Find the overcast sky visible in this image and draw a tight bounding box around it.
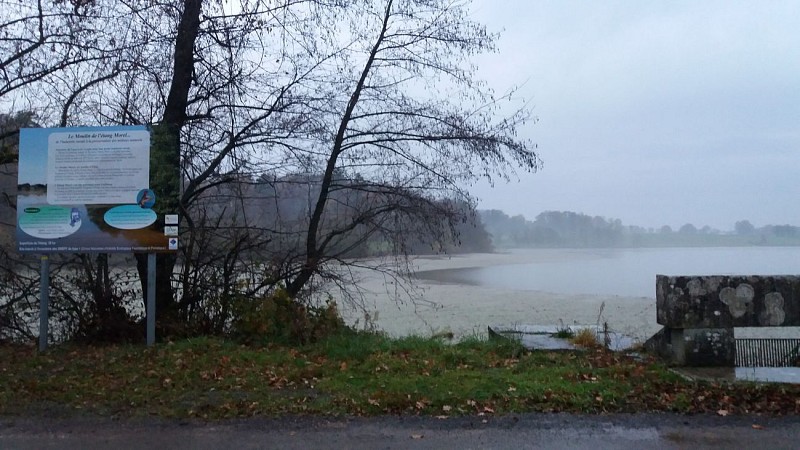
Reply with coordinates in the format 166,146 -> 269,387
466,0 -> 799,231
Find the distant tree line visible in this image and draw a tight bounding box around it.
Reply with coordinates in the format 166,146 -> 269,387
480,210 -> 624,247
479,210 -> 800,248
187,171 -> 493,263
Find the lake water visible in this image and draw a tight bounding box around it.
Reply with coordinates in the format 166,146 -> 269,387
411,247 -> 800,382
416,247 -> 800,298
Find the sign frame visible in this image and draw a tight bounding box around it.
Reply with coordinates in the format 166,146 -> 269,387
16,126 -> 177,253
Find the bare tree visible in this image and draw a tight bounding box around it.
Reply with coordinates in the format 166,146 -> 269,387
0,0 -> 83,99
283,0 -> 539,297
1,0 -> 539,340
1,0 -> 314,336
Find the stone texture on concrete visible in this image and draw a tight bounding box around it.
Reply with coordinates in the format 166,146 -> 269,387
676,328 -> 736,366
645,326 -> 736,367
656,275 -> 800,328
650,275 -> 800,367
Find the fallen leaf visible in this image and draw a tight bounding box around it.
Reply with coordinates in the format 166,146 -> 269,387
411,434 -> 424,439
717,409 -> 729,417
442,405 -> 452,412
752,424 -> 764,430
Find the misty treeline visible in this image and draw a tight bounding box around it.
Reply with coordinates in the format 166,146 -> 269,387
480,210 -> 800,248
0,0 -> 538,343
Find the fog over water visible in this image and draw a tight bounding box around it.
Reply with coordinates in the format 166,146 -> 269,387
416,247 -> 800,298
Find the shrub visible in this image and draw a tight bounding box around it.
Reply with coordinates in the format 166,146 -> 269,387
229,289 -> 345,345
570,328 -> 601,349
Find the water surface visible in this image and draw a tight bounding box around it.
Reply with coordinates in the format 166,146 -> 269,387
417,247 -> 800,298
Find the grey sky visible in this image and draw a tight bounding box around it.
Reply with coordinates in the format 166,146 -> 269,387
468,0 -> 800,230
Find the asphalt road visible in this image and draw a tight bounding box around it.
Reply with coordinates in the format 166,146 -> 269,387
2,413 -> 800,449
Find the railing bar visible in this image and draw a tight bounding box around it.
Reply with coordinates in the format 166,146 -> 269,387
773,340 -> 779,366
783,340 -> 790,366
766,341 -> 771,366
735,340 -> 741,366
772,341 -> 779,367
758,341 -> 764,367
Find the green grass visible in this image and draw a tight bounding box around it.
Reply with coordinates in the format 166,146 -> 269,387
2,333 -> 799,419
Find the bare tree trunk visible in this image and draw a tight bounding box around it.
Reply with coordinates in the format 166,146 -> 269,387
136,0 -> 202,325
286,0 -> 394,298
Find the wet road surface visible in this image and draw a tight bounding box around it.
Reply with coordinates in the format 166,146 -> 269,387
2,413 -> 800,449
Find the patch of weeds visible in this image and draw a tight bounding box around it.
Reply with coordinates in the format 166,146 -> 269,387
670,392 -> 692,411
553,320 -> 574,339
313,329 -> 389,362
570,328 -> 601,349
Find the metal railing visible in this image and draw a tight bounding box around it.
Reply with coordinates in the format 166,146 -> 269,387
735,338 -> 800,367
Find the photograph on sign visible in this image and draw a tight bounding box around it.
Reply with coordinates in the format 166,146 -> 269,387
16,126 -> 176,253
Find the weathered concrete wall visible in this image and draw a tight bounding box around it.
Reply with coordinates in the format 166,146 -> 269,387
649,275 -> 800,367
657,275 -> 800,328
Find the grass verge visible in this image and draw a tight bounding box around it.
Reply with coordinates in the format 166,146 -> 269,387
2,332 -> 799,419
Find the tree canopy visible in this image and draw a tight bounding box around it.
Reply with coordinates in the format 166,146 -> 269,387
0,0 -> 538,342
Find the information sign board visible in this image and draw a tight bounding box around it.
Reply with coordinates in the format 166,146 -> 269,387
17,126 -> 177,253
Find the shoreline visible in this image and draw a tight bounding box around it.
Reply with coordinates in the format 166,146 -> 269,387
340,250 -> 661,342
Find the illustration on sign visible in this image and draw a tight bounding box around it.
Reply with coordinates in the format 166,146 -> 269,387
16,126 -> 176,253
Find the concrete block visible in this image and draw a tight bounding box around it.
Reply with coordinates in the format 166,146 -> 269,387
656,275 -> 800,328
